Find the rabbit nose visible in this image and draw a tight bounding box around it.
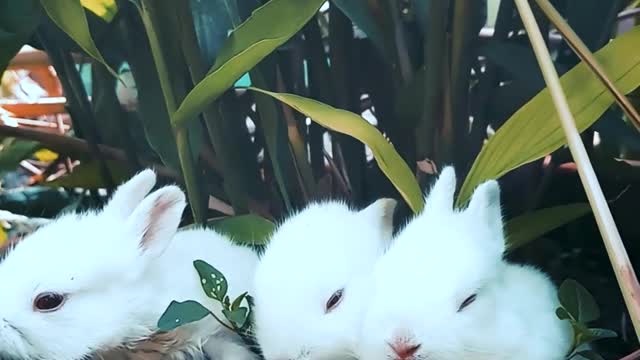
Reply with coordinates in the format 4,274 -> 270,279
389,341 -> 421,359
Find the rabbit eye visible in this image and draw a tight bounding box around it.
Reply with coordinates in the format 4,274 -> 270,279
457,293 -> 477,312
34,292 -> 66,312
325,288 -> 344,313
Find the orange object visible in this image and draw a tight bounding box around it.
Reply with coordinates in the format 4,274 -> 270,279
0,97 -> 67,117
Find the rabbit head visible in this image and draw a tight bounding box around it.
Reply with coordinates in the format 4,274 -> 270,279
359,167 -> 510,360
0,169 -> 187,360
252,198 -> 397,360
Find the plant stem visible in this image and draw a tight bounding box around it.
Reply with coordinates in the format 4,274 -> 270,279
514,0 -> 640,343
535,0 -> 640,132
418,0 -> 449,162
138,0 -> 207,223
620,349 -> 640,360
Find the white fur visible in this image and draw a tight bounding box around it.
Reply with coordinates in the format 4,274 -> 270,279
359,167 -> 573,360
252,198 -> 396,360
0,169 -> 259,360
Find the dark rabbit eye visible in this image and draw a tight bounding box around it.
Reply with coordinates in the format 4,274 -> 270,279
325,288 -> 344,313
457,294 -> 477,312
34,292 -> 66,312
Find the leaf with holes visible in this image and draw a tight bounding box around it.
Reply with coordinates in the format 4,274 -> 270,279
157,300 -> 210,331
222,307 -> 249,329
558,279 -> 600,324
194,259 -> 228,302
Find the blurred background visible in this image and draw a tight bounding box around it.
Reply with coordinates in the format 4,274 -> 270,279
1,0 -> 640,357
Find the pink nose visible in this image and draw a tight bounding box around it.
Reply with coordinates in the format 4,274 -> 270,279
389,342 -> 421,359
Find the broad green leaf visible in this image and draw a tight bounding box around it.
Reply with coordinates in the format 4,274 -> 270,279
40,0 -> 117,77
208,214 -> 275,246
171,0 -> 325,128
0,0 -> 41,74
457,25 -> 640,206
44,161 -> 132,189
222,307 -> 249,329
194,259 -> 228,302
247,88 -> 424,213
559,279 -> 600,324
157,300 -> 210,331
80,0 -> 118,22
504,203 -> 592,251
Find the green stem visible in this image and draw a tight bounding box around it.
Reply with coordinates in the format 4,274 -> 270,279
137,0 -> 206,223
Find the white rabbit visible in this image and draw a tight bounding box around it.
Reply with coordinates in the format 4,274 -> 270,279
252,198 -> 397,360
0,169 -> 259,360
359,166 -> 573,360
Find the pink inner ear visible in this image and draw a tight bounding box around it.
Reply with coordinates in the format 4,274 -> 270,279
140,196 -> 182,249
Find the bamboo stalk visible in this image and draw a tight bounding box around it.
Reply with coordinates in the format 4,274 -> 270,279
514,0 -> 640,342
535,0 -> 640,132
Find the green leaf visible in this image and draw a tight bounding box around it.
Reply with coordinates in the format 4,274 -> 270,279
585,328 -> 617,342
193,259 -> 228,302
0,139 -> 42,173
574,350 -> 606,360
247,88 -> 424,214
171,0 -> 325,128
457,25 -> 640,206
80,0 -> 118,22
157,300 -> 210,332
231,292 -> 249,311
555,307 -> 571,320
207,214 -> 275,246
44,161 -> 132,189
558,279 -> 600,323
40,0 -> 117,77
332,0 -> 389,61
222,307 -> 249,329
504,203 -> 592,251
0,0 -> 41,74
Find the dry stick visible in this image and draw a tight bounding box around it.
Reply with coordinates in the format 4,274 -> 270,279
0,123 -> 180,181
535,0 -> 640,132
513,0 -> 640,342
621,349 -> 640,360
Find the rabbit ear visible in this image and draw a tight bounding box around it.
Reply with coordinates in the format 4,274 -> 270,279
466,180 -> 505,250
127,185 -> 186,259
424,166 -> 456,214
362,198 -> 397,232
103,169 -> 157,218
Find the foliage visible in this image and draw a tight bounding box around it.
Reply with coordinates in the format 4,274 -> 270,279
158,260 -> 253,335
2,0 -> 640,358
556,279 -> 618,358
